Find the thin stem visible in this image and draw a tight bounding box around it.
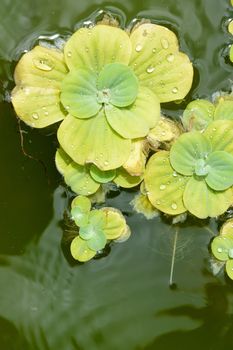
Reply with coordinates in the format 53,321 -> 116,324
169,227 -> 179,287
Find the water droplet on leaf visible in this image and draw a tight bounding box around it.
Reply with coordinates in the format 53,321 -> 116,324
135,44 -> 142,52
32,113 -> 39,120
33,58 -> 54,71
146,65 -> 155,73
160,184 -> 166,190
161,38 -> 169,49
171,203 -> 177,210
172,87 -> 178,94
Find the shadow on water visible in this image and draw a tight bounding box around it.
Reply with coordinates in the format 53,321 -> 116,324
143,282 -> 233,349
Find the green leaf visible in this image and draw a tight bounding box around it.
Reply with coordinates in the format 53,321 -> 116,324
226,259 -> 233,280
114,167 -> 143,188
87,229 -> 107,251
89,164 -> 116,184
58,110 -> 131,171
12,46 -> 67,128
220,219 -> 233,236
64,25 -> 132,72
71,195 -> 91,227
101,207 -> 127,240
144,151 -> 188,215
214,99 -> 233,121
211,235 -> 233,261
105,87 -> 160,139
64,162 -> 100,196
170,132 -> 212,176
88,210 -> 105,228
55,148 -> 72,175
70,236 -> 96,262
97,63 -> 139,107
230,45 -> 233,63
205,151 -> 233,191
182,99 -> 214,131
129,23 -> 193,103
204,120 -> 233,155
60,68 -> 101,119
71,207 -> 89,227
183,176 -> 233,219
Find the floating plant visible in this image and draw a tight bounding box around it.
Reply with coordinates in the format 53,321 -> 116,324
10,10 -> 233,282
70,195 -> 130,262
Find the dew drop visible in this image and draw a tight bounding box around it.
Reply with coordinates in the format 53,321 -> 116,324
166,53 -> 175,62
33,58 -> 54,71
44,111 -> 49,116
171,203 -> 177,210
32,113 -> 39,120
104,160 -> 109,166
172,87 -> 178,94
160,184 -> 166,190
217,247 -> 223,253
146,65 -> 155,73
161,131 -> 166,136
135,44 -> 142,52
67,51 -> 72,57
152,48 -> 156,53
156,200 -> 161,205
173,172 -> 178,177
161,38 -> 169,49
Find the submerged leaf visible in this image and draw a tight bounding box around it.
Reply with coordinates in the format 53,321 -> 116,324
71,195 -> 92,227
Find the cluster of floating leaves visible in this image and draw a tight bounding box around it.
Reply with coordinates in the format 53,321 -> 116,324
10,10 -> 233,276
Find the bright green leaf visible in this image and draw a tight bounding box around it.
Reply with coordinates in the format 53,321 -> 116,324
61,68 -> 101,119
114,167 -> 143,188
205,151 -> 233,191
105,87 -> 160,139
64,162 -> 100,196
71,195 -> 91,227
71,207 -> 89,227
86,228 -> 107,251
170,132 -> 212,176
97,63 -> 139,107
89,164 -> 116,184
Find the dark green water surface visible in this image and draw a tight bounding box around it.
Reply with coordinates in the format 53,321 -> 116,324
0,0 -> 233,349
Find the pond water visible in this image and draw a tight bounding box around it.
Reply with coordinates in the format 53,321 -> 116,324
0,0 -> 233,349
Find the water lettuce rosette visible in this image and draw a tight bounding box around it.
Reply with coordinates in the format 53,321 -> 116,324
12,22 -> 193,171
70,195 -> 130,262
182,95 -> 233,132
144,120 -> 233,219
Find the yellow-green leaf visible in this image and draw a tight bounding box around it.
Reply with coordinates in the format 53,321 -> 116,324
183,176 -> 232,219
204,120 -> 233,156
101,207 -> 127,240
144,151 -> 188,215
64,25 -> 132,72
114,167 -> 143,188
129,23 -> 193,102
12,45 -> 68,128
58,110 -> 131,171
70,236 -> 96,262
